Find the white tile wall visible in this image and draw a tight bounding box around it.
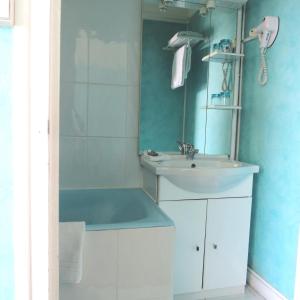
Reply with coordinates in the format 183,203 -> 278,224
60,231 -> 118,300
60,137 -> 88,188
60,227 -> 174,300
61,28 -> 89,82
117,227 -> 174,300
60,83 -> 88,136
88,85 -> 128,137
124,138 -> 142,187
126,86 -> 140,138
60,0 -> 142,189
89,38 -> 128,85
87,137 -> 126,187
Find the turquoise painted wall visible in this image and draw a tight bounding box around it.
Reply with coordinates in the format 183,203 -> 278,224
240,1 -> 300,298
140,20 -> 186,152
186,8 -> 237,155
0,28 -> 14,300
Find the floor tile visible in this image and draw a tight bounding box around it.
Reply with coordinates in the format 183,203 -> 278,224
208,286 -> 265,300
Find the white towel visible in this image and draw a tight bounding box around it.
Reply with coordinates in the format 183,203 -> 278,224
59,222 -> 85,284
171,44 -> 192,90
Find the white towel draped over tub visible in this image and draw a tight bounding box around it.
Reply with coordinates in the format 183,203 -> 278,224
59,222 -> 85,284
171,44 -> 192,90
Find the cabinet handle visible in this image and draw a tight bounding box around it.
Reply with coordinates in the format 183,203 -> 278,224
196,246 -> 200,251
213,244 -> 218,250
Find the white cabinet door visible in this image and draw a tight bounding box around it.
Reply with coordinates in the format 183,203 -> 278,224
203,197 -> 252,290
160,200 -> 207,295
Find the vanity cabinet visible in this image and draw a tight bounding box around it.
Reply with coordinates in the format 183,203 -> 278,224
141,154 -> 258,299
203,197 -> 251,291
160,197 -> 251,298
159,200 -> 207,295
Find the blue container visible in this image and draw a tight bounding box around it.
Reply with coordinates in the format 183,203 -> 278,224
211,93 -> 221,105
220,90 -> 231,105
213,43 -> 220,52
219,39 -> 232,53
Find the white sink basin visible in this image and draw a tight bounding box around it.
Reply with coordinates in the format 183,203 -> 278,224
141,155 -> 259,193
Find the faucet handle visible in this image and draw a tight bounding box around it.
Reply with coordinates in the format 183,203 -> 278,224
186,148 -> 199,160
176,141 -> 184,154
186,143 -> 194,151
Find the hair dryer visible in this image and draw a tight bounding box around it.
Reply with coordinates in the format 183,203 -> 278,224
250,16 -> 279,49
248,16 -> 280,85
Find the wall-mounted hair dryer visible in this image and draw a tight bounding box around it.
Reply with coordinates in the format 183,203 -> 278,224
245,16 -> 280,85
250,16 -> 279,49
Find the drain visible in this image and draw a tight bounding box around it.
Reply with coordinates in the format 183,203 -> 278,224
191,163 -> 196,168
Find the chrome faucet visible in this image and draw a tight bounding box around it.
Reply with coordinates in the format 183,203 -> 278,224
177,141 -> 199,160
186,148 -> 199,160
177,141 -> 192,155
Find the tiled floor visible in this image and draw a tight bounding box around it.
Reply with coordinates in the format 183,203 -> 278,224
208,286 -> 265,300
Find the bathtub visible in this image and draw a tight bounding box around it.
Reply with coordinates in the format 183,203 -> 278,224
59,188 -> 175,300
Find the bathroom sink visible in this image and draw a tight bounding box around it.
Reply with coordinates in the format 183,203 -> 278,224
141,155 -> 259,193
158,159 -> 242,169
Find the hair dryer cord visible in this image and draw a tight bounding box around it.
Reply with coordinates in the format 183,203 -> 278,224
258,47 -> 268,85
222,62 -> 230,91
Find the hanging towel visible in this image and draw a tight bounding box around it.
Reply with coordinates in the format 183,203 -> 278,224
171,44 -> 192,90
59,222 -> 85,284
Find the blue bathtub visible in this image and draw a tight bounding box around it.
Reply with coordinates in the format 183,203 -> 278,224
59,188 -> 174,231
59,189 -> 175,300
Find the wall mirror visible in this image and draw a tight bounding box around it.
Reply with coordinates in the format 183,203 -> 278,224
139,0 -> 241,157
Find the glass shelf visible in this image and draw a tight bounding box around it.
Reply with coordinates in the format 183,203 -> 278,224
202,51 -> 244,63
200,105 -> 242,110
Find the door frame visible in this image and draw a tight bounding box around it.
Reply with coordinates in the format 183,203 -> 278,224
48,0 -> 61,299
12,0 -> 61,298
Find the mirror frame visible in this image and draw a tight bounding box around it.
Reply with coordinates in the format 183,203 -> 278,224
139,2 -> 244,159
0,0 -> 14,26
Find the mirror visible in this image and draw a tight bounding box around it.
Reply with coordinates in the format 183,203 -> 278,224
139,1 -> 239,156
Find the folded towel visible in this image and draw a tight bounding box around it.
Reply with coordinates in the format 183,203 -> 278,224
171,44 -> 192,90
59,222 -> 85,284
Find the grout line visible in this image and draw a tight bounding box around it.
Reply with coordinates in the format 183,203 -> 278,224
122,138 -> 127,188
124,85 -> 129,141
60,135 -> 138,139
60,80 -> 138,88
116,231 -> 119,300
86,85 -> 89,137
86,36 -> 90,136
59,186 -> 143,191
137,3 -> 143,153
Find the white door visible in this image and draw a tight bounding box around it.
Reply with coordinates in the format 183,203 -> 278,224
203,197 -> 252,290
160,200 -> 207,295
